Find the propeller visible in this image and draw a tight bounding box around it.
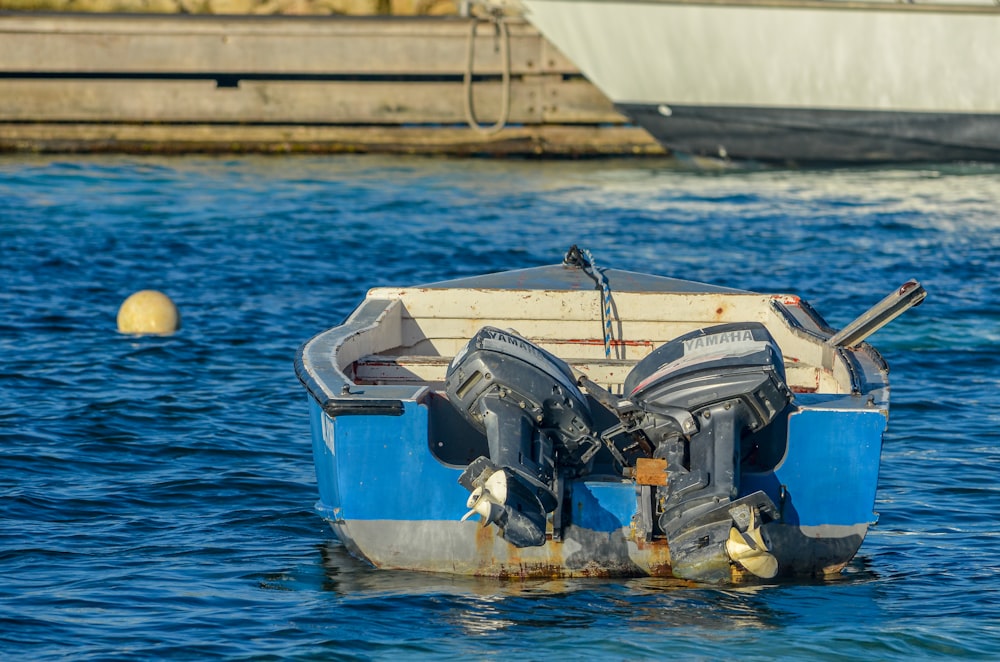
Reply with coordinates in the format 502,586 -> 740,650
461,469 -> 508,525
725,508 -> 779,579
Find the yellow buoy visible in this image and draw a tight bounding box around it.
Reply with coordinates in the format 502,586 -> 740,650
116,290 -> 181,336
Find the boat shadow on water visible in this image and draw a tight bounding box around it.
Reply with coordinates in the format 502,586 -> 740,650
312,538 -> 881,594
306,539 -> 885,638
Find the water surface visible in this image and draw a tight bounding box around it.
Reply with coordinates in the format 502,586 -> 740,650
2,156 -> 998,659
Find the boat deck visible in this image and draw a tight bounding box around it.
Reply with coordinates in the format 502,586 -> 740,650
349,352 -> 830,395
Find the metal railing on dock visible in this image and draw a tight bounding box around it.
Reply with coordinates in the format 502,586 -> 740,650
0,13 -> 665,156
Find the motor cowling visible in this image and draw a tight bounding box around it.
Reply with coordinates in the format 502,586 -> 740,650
445,326 -> 598,547
624,322 -> 792,580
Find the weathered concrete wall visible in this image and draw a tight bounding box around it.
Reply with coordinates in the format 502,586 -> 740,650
0,0 -> 459,15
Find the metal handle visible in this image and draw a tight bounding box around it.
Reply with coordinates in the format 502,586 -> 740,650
827,279 -> 927,348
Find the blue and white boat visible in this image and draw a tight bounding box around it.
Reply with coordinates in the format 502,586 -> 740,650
295,247 -> 924,582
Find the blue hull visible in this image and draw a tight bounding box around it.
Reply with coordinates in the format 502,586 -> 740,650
307,394 -> 885,578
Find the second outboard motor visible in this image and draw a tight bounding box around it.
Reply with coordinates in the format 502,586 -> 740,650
445,327 -> 599,547
624,322 -> 793,580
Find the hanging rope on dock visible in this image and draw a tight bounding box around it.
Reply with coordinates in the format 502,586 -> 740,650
463,6 -> 511,135
564,245 -> 617,359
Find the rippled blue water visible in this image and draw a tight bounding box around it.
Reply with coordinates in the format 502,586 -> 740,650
2,155 -> 998,660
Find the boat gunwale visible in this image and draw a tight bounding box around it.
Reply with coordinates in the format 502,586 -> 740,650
296,276 -> 890,412
295,296 -> 428,417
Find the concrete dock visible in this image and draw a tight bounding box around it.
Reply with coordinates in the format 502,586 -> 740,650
0,13 -> 666,156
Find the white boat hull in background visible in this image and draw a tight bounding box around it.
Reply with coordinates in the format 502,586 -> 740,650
521,0 -> 1000,163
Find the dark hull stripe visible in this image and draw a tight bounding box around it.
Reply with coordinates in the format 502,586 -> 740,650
621,103 -> 1000,164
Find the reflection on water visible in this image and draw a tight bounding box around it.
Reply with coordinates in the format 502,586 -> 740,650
308,538 -> 887,640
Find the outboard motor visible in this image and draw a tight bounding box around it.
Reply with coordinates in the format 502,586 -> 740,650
623,322 -> 793,581
445,327 -> 599,547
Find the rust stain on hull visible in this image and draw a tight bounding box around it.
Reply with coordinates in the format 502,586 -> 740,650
468,523 -> 676,579
633,536 -> 675,577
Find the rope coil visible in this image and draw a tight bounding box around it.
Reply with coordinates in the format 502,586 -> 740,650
463,10 -> 511,135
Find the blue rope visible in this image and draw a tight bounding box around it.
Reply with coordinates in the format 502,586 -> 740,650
581,249 -> 614,359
